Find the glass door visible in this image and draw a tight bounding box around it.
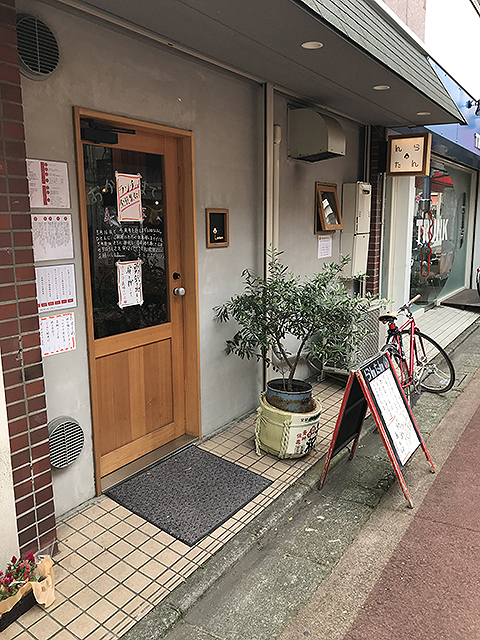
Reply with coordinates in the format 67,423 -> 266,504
410,159 -> 473,306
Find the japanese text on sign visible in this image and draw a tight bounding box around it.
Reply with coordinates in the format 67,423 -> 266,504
31,214 -> 74,262
39,313 -> 76,357
116,260 -> 143,308
35,264 -> 77,312
116,172 -> 142,222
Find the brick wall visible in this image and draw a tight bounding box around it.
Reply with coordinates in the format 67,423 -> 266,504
366,127 -> 386,295
0,0 -> 56,555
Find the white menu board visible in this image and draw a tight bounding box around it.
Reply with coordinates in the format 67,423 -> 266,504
369,367 -> 421,465
31,214 -> 74,262
116,260 -> 143,308
318,235 -> 332,259
39,312 -> 76,357
27,159 -> 71,209
116,172 -> 142,222
35,264 -> 77,312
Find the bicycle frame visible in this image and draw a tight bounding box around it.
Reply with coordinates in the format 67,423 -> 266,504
385,316 -> 416,389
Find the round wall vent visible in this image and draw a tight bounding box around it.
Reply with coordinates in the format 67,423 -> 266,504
16,14 -> 59,79
48,416 -> 84,469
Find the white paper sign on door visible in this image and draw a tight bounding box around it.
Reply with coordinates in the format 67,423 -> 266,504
31,214 -> 74,261
116,172 -> 142,222
35,264 -> 77,312
39,312 -> 76,357
27,159 -> 71,209
117,260 -> 143,308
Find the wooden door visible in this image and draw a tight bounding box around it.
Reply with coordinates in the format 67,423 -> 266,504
74,109 -> 200,484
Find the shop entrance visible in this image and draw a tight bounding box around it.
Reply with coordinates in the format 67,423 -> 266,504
74,108 -> 200,487
410,159 -> 474,306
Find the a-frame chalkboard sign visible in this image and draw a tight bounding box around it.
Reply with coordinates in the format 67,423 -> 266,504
320,351 -> 435,508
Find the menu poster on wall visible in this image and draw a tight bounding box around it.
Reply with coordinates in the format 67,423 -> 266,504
39,312 -> 76,357
116,260 -> 143,308
31,214 -> 74,261
27,159 -> 71,209
35,264 -> 77,312
116,172 -> 143,222
317,235 -> 332,259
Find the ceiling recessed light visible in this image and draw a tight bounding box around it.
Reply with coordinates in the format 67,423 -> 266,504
416,111 -> 431,116
373,84 -> 390,91
301,41 -> 323,49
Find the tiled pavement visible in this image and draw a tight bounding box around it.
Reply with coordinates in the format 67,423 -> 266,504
4,306 -> 477,640
4,377 -> 345,640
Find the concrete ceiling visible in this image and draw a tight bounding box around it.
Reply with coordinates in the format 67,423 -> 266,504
73,0 -> 463,126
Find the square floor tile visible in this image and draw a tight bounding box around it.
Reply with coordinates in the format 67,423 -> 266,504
29,616 -> 62,640
92,551 -> 119,571
70,586 -> 100,609
49,600 -> 83,626
56,575 -> 84,598
105,584 -> 136,608
90,573 -> 118,596
88,598 -> 118,623
66,613 -> 99,640
107,560 -> 136,582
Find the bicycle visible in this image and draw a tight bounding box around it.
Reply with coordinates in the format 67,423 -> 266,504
379,294 -> 455,399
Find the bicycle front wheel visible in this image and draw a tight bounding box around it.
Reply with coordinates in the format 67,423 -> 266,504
400,330 -> 455,393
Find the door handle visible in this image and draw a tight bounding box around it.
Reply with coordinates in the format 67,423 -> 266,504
173,287 -> 186,296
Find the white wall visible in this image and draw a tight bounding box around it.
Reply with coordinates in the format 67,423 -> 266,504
0,359 -> 20,568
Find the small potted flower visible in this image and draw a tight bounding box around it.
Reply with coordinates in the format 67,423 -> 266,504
0,552 -> 55,631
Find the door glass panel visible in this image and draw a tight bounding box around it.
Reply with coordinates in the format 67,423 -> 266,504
410,163 -> 470,306
83,145 -> 168,339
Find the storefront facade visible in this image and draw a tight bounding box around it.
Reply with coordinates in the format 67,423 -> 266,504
382,62 -> 480,311
0,0 -> 465,561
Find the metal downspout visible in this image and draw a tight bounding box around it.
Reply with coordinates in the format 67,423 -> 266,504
263,83 -> 281,387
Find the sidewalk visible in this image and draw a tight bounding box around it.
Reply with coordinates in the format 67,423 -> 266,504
125,318 -> 480,640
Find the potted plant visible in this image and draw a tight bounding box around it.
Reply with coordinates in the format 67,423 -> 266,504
0,553 -> 55,631
214,249 -> 374,458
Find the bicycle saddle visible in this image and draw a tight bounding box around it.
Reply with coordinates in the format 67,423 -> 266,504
378,311 -> 398,323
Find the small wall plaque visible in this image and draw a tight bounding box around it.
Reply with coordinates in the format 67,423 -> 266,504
386,133 -> 432,177
206,209 -> 229,248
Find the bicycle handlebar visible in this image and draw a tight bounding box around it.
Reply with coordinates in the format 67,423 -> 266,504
397,293 -> 421,315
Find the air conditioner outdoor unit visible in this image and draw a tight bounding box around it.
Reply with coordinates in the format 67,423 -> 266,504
288,108 -> 346,162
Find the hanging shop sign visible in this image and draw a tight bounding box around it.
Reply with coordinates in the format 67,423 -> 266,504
387,133 -> 432,177
320,351 -> 435,508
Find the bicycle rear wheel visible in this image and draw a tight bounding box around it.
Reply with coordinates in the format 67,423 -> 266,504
400,330 -> 455,393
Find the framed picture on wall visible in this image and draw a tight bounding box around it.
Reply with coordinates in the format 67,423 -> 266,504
315,183 -> 343,232
206,209 -> 229,247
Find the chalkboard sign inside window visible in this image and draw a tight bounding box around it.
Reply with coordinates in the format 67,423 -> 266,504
83,145 -> 167,339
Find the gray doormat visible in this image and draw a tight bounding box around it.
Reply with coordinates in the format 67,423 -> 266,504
105,446 -> 272,546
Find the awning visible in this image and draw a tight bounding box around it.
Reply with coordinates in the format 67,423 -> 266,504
61,0 -> 465,126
